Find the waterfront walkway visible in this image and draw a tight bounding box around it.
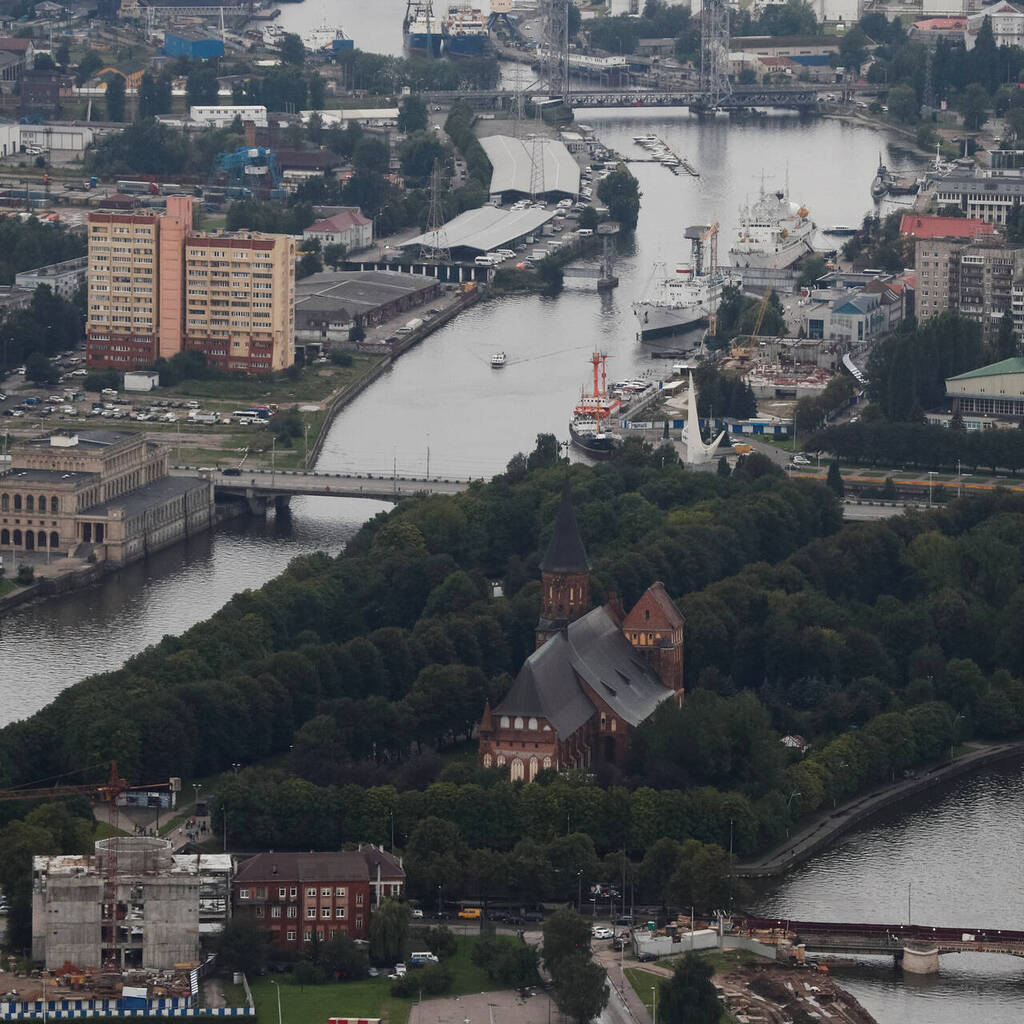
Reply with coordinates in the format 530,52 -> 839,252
736,740 -> 1024,877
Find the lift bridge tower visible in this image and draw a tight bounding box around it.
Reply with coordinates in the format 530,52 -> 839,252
699,0 -> 732,112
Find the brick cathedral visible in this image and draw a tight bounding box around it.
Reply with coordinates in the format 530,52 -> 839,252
477,487 -> 684,778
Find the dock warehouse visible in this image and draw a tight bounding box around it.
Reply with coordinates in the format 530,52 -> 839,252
400,206 -> 556,260
294,270 -> 441,343
479,135 -> 581,201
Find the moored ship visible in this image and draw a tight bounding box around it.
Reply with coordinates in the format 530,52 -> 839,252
634,223 -> 739,342
404,0 -> 443,56
728,180 -> 815,271
871,156 -> 894,199
443,2 -> 489,57
570,351 -> 621,459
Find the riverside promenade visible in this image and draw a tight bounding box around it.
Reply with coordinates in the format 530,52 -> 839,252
737,739 -> 1024,877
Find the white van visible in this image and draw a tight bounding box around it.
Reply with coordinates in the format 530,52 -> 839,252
578,229 -> 593,237
474,254 -> 497,266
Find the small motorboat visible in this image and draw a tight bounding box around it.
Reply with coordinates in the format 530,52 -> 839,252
491,351 -> 507,367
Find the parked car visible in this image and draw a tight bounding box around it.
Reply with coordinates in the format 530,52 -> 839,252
791,455 -> 812,466
592,926 -> 614,939
458,907 -> 482,920
411,908 -> 424,919
222,467 -> 242,476
637,952 -> 658,963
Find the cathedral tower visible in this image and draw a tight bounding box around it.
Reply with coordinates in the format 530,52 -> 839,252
536,485 -> 590,649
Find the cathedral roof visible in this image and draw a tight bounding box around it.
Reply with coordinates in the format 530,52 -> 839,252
495,605 -> 674,738
621,581 -> 685,632
539,485 -> 589,574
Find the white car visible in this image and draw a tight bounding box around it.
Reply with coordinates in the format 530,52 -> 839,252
412,908 -> 424,919
791,455 -> 811,466
592,926 -> 614,939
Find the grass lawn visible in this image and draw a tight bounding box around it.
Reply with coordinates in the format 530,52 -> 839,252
624,967 -> 662,1015
0,577 -> 19,597
249,935 -> 492,1024
93,820 -> 128,840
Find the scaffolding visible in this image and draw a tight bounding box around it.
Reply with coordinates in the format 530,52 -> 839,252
424,159 -> 451,263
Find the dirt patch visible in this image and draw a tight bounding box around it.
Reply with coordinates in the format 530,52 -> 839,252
716,963 -> 878,1024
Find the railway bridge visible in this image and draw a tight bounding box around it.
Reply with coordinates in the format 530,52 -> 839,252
741,917 -> 1024,974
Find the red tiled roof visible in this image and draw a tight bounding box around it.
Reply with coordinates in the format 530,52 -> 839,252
234,848 -> 404,884
307,209 -> 371,234
912,17 -> 966,29
0,37 -> 31,52
900,214 -> 995,239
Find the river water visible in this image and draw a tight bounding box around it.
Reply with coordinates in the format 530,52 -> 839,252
1,97 -> 991,1023
754,761 -> 1024,1023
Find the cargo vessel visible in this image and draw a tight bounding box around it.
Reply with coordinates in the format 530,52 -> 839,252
404,0 -> 443,56
634,223 -> 738,342
569,351 -> 621,459
443,2 -> 488,57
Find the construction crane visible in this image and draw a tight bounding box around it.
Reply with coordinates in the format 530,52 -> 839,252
215,146 -> 284,197
0,763 -> 179,968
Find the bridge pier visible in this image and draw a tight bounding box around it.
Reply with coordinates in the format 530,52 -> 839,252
901,944 -> 940,974
274,494 -> 292,513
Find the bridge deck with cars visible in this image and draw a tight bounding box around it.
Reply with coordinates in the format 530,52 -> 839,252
170,467 -> 472,504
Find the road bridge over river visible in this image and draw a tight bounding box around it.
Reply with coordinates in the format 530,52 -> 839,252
739,917 -> 1024,973
423,83 -> 875,111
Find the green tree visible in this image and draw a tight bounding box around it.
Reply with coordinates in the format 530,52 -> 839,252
399,95 -> 429,133
472,934 -> 539,991
280,32 -> 306,65
324,243 -> 347,268
105,75 -> 126,122
216,916 -> 273,974
826,458 -> 845,498
995,313 -> 1017,361
551,954 -> 609,1024
55,40 -> 70,68
33,52 -> 54,70
423,925 -> 458,959
665,840 -> 739,912
25,351 -> 56,387
960,83 -> 990,131
887,83 -> 920,125
399,132 -> 447,187
596,164 -> 641,231
798,255 -> 827,288
527,432 -> 560,470
354,136 -> 389,177
137,72 -> 157,120
369,898 -> 412,962
76,50 -> 102,87
542,908 -> 591,972
838,26 -> 868,72
297,251 -> 323,279
318,932 -> 369,980
658,954 -> 720,1024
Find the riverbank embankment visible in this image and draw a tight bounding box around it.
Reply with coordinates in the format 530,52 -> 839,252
737,739 -> 1024,877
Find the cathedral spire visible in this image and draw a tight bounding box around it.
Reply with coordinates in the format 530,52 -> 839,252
540,483 -> 589,574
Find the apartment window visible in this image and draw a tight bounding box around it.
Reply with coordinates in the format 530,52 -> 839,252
336,907 -> 346,919
239,889 -> 249,900
303,930 -> 312,942
307,907 -> 317,919
287,906 -> 297,918
278,887 -> 286,899
335,887 -> 346,897
355,893 -> 364,907
321,887 -> 331,897
286,930 -> 296,942
255,906 -> 265,919
271,907 -> 281,919
355,915 -> 364,929
289,887 -> 297,898
321,907 -> 332,918
307,887 -> 316,897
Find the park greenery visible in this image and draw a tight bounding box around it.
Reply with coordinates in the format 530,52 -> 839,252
710,287 -> 787,347
0,284 -> 84,378
596,165 -> 642,232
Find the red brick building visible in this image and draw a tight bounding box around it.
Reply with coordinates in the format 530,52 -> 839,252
478,488 -> 684,778
231,846 -> 404,951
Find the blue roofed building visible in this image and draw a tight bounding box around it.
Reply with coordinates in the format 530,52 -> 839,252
163,30 -> 225,59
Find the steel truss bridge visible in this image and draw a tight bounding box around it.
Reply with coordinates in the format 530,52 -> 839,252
742,917 -> 1024,961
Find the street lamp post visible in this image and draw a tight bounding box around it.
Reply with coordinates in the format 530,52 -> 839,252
576,869 -> 582,914
928,471 -> 935,507
650,986 -> 657,1024
269,979 -> 282,1024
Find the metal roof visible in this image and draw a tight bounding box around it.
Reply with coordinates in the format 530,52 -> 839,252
949,357 -> 1024,381
479,134 -> 581,198
400,205 -> 555,256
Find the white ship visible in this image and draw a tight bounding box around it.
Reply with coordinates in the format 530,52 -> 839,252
633,224 -> 739,342
728,180 -> 815,271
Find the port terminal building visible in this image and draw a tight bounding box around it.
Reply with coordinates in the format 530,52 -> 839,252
478,135 -> 581,202
400,205 -> 556,260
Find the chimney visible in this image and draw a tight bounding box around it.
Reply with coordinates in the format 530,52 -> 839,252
243,120 -> 256,146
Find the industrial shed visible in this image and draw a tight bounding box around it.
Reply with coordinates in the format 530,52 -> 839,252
400,206 -> 555,259
479,135 -> 581,201
294,270 -> 441,342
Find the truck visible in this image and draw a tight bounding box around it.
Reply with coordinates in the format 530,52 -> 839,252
188,411 -> 219,425
531,249 -> 549,261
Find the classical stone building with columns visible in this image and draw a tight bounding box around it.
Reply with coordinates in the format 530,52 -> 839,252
0,430 -> 213,563
478,488 -> 685,778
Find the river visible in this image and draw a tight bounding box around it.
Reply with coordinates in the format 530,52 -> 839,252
754,761 -> 1024,1024
0,104 -> 980,1024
